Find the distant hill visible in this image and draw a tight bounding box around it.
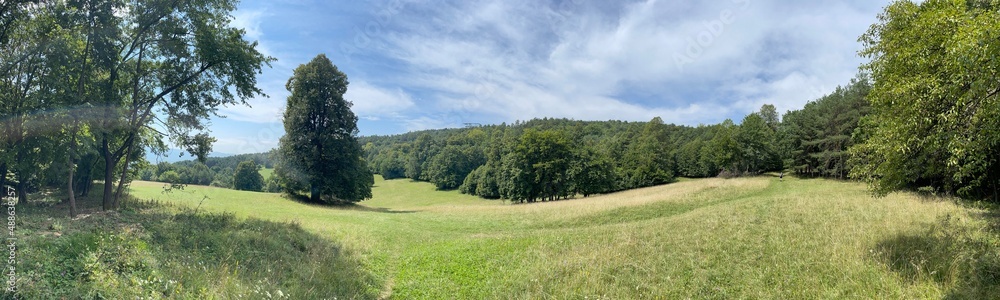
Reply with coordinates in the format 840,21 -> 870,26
145,149 -> 235,163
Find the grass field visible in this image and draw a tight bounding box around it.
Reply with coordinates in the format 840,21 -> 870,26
119,175 -> 1000,298
259,167 -> 274,179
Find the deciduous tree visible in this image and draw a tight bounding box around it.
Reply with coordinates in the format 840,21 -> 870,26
275,54 -> 372,203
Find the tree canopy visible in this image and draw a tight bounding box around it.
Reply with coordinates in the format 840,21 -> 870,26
850,0 -> 1000,200
233,160 -> 264,192
275,54 -> 372,204
0,0 -> 271,215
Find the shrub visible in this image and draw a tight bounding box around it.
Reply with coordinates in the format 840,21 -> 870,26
158,171 -> 181,184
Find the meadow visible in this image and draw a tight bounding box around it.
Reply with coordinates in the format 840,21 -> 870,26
119,175 -> 999,298
12,175 -> 999,298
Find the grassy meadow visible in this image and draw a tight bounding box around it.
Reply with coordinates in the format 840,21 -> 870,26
12,175 -> 999,298
118,175 -> 1000,298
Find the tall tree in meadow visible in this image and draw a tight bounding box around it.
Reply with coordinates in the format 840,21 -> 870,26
851,0 -> 1000,200
276,54 -> 372,204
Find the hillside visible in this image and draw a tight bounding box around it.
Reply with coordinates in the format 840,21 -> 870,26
16,176 -> 996,298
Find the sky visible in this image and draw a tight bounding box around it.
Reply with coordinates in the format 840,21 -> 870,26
181,0 -> 892,156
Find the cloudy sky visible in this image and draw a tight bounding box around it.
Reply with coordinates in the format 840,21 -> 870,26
194,0 -> 890,155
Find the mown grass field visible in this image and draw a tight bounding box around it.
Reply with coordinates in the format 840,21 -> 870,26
120,175 -> 1000,299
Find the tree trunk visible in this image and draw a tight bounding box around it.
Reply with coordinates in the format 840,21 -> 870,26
101,137 -> 114,210
15,176 -> 26,205
0,163 -> 6,191
310,182 -> 319,203
112,138 -> 135,209
67,152 -> 77,218
77,154 -> 96,197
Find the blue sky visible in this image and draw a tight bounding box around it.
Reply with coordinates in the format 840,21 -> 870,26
191,0 -> 890,156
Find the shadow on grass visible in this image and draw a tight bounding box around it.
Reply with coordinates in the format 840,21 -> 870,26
874,213 -> 1000,299
12,197 -> 382,299
284,192 -> 417,214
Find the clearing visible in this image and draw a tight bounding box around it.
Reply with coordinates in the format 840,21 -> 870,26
123,175 -> 1000,298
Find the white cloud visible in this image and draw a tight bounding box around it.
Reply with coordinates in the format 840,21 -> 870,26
232,10 -> 265,41
217,78 -> 287,124
344,81 -> 416,120
377,0 -> 886,126
212,135 -> 281,155
209,0 -> 890,140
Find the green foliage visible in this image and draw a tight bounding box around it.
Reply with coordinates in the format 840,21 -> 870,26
141,152 -> 276,188
736,112 -> 781,174
233,160 -> 264,192
851,0 -> 1000,200
158,171 -> 181,184
782,76 -> 870,178
0,0 -> 270,210
674,138 -> 717,177
708,119 -> 741,175
365,113 -> 801,202
405,133 -> 437,180
276,54 -> 372,203
424,145 -> 484,190
263,173 -> 283,193
370,147 -> 407,179
569,147 -> 616,197
510,129 -> 574,202
620,118 -> 675,188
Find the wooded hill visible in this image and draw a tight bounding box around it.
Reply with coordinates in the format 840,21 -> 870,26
359,76 -> 872,203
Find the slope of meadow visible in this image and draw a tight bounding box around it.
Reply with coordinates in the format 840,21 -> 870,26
120,175 -> 999,298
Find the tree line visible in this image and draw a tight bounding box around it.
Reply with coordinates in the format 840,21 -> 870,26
138,151 -> 274,190
360,80 -> 872,204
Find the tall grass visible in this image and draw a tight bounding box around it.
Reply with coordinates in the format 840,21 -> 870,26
17,176 -> 1000,298
11,187 -> 378,299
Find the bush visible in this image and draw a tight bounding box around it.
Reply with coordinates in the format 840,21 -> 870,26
263,174 -> 282,193
158,171 -> 181,184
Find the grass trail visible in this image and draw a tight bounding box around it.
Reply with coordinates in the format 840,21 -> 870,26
127,175 -> 1000,298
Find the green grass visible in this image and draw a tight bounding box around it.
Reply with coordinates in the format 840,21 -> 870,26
123,175 -> 1000,298
12,187 -> 378,299
17,176 -> 1000,298
259,167 -> 274,179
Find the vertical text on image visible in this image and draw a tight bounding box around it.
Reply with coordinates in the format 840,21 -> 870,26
4,186 -> 15,293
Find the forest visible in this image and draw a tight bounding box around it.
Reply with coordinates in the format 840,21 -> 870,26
359,76 -> 873,203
